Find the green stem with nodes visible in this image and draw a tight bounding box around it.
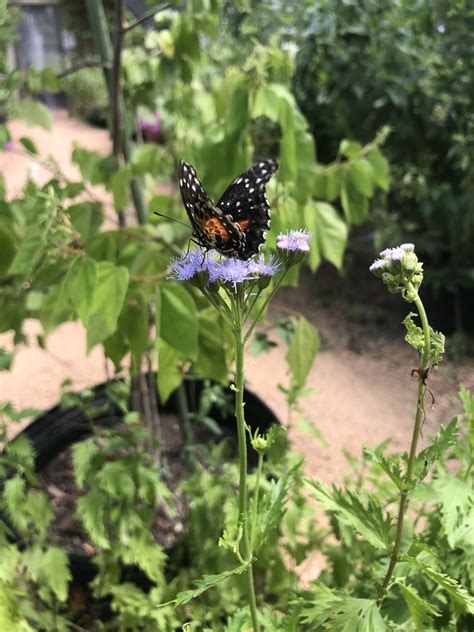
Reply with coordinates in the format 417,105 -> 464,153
233,293 -> 259,631
379,283 -> 430,597
250,451 -> 264,549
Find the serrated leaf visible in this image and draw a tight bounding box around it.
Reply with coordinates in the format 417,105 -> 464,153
122,536 -> 166,583
308,480 -> 392,550
432,474 -> 474,547
41,547 -> 71,602
396,580 -> 440,630
413,418 -> 459,484
300,584 -> 387,631
76,487 -> 110,549
403,555 -> 474,613
65,258 -> 98,326
68,201 -> 104,241
72,438 -> 100,487
171,563 -> 249,607
8,235 -> 44,277
305,200 -> 348,271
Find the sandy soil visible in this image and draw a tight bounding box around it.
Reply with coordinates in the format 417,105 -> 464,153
1,109 -> 473,483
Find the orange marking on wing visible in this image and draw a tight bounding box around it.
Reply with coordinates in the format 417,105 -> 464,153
236,219 -> 249,230
202,217 -> 229,238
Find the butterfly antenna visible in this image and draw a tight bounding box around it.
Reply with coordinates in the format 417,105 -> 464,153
153,212 -> 192,230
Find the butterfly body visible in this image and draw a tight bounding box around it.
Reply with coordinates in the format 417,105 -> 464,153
178,159 -> 278,260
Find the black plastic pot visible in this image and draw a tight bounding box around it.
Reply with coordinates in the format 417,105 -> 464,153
5,376 -> 280,589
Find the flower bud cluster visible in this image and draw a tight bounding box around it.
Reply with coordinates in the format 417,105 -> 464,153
370,243 -> 424,300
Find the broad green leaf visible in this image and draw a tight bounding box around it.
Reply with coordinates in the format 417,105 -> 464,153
0,220 -> 17,275
225,86 -> 249,135
41,547 -> 71,602
118,291 -> 149,367
111,166 -> 130,211
308,480 -> 393,550
160,284 -> 198,359
131,144 -> 161,175
193,308 -> 228,383
367,148 -> 390,191
305,201 -> 348,271
396,580 -> 440,630
286,316 -> 319,390
149,194 -> 174,214
15,99 -> 53,130
8,235 -> 43,277
403,555 -> 474,613
294,127 -> 317,204
68,202 -> 103,241
0,347 -> 13,371
87,262 -> 129,351
157,339 -> 184,403
349,159 -> 375,197
341,179 -> 369,225
252,84 -> 280,121
65,258 -> 98,326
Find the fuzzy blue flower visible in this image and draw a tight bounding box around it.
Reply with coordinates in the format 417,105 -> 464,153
169,250 -> 206,281
248,254 -> 282,277
369,258 -> 387,275
214,259 -> 253,290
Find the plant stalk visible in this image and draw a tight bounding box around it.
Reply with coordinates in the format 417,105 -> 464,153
234,313 -> 259,631
380,288 -> 430,596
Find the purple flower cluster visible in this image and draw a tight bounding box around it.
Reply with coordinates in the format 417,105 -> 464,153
169,251 -> 281,290
370,243 -> 415,274
139,112 -> 161,134
3,140 -> 15,152
276,229 -> 312,253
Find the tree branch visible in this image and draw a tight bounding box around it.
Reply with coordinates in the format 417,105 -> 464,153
122,3 -> 172,33
58,60 -> 111,79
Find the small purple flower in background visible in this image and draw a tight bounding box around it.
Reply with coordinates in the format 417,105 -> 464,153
276,229 -> 312,252
369,259 -> 387,275
3,140 -> 15,152
169,250 -> 205,281
139,112 -> 161,134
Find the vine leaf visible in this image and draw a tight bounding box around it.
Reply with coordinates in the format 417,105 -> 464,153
395,580 -> 441,630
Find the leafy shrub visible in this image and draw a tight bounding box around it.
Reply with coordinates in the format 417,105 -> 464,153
62,68 -> 109,127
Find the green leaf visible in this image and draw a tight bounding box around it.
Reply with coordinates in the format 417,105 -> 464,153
42,547 -> 71,602
65,258 -> 98,326
396,580 -> 440,630
68,201 -> 104,241
341,179 -> 369,225
149,194 -> 174,214
297,419 -> 328,447
193,308 -> 228,383
111,166 -> 130,211
300,584 -> 387,631
286,316 -> 319,390
131,144 -> 161,175
160,284 -> 198,359
307,480 -> 393,550
118,291 -> 149,367
15,99 -> 53,130
432,474 -> 474,547
76,487 -> 110,549
157,339 -> 184,403
413,418 -> 459,484
367,148 -> 390,191
305,201 -> 348,271
121,536 -> 166,583
168,564 -> 250,607
8,235 -> 43,277
72,438 -> 100,487
339,139 -> 363,159
0,347 -> 13,371
19,136 -> 38,155
349,159 -> 374,197
403,555 -> 474,613
87,262 -> 129,351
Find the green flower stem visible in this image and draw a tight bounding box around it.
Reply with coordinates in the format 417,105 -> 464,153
243,269 -> 288,346
234,304 -> 259,631
380,285 -> 430,597
250,451 -> 264,549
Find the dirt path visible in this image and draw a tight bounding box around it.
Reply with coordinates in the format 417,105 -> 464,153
1,111 -> 473,483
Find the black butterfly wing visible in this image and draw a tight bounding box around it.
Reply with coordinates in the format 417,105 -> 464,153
179,160 -> 243,255
216,159 -> 278,260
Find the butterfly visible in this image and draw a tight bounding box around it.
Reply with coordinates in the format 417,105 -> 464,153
178,159 -> 278,260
